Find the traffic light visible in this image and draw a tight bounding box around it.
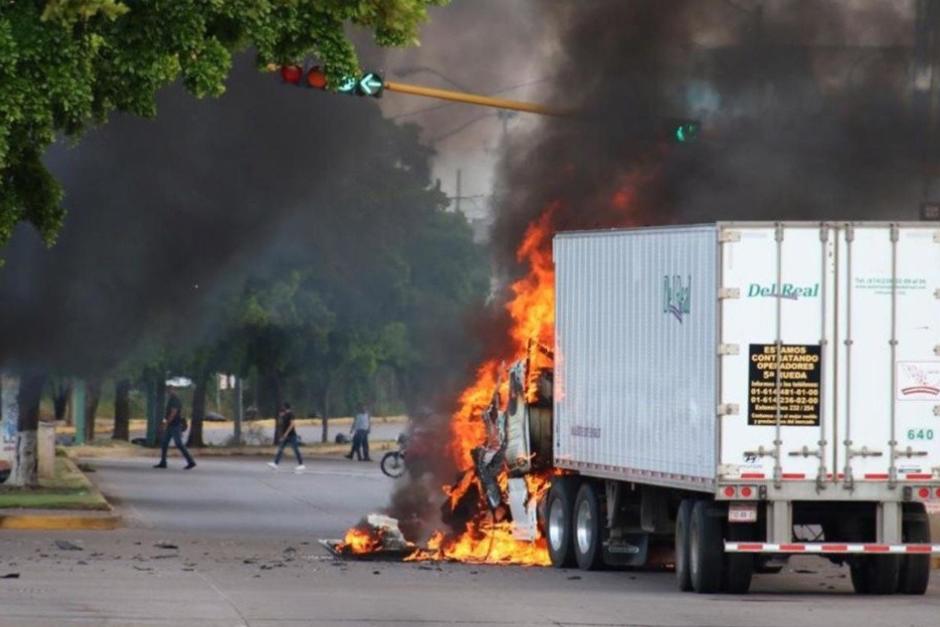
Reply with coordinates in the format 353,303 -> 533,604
280,65 -> 303,85
672,120 -> 700,144
278,64 -> 384,98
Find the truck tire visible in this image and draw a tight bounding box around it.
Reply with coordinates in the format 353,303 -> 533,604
850,554 -> 900,595
898,503 -> 931,595
573,482 -> 605,571
546,476 -> 578,568
689,501 -> 724,593
723,522 -> 754,594
674,499 -> 693,591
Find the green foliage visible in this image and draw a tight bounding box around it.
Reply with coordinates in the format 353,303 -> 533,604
0,0 -> 445,248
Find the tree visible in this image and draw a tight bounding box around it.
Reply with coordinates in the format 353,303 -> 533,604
0,0 -> 445,251
112,378 -> 131,441
50,378 -> 72,422
10,371 -> 45,487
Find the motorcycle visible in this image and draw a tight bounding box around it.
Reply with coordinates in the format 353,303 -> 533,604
380,433 -> 408,478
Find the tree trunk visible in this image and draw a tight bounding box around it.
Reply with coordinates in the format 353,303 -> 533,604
186,372 -> 208,448
84,379 -> 101,443
11,372 -> 45,488
233,377 -> 243,446
270,372 -> 284,443
154,377 -> 167,446
321,386 -> 330,444
52,381 -> 71,422
112,379 -> 131,441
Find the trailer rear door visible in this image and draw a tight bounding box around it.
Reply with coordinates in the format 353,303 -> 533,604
719,223 -> 940,487
836,225 -> 940,484
718,224 -> 836,483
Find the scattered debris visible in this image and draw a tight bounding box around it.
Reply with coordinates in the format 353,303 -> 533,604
77,561 -> 88,566
133,566 -> 153,572
151,554 -> 177,560
373,570 -> 381,575
795,569 -> 817,575
154,543 -> 179,551
567,575 -> 582,581
55,540 -> 83,551
1,573 -> 20,579
243,558 -> 257,565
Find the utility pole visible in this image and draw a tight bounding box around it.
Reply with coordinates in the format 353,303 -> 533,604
455,169 -> 462,214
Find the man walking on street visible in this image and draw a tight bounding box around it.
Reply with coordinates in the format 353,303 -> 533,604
268,402 -> 305,472
154,389 -> 196,470
345,405 -> 371,461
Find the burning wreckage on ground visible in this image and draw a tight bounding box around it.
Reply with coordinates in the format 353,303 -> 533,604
327,222 -> 940,596
327,354 -> 555,566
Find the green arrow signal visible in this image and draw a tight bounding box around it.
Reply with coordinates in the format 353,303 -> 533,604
357,72 -> 384,97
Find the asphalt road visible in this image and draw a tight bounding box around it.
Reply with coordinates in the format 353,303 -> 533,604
1,457 -> 939,626
91,456 -> 392,537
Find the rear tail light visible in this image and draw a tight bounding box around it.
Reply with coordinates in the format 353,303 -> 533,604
910,486 -> 940,501
720,485 -> 758,500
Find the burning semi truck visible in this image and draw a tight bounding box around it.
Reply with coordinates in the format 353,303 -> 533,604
419,221 -> 940,595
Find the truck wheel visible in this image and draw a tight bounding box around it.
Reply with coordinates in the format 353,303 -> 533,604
573,482 -> 605,570
898,503 -> 931,595
723,522 -> 754,594
849,560 -> 870,594
689,501 -> 724,593
547,476 -> 578,568
674,499 -> 693,591
850,554 -> 901,595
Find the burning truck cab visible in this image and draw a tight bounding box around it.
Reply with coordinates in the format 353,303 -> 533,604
455,222 -> 940,595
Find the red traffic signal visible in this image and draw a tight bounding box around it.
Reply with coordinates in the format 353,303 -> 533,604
280,65 -> 302,85
306,66 -> 327,90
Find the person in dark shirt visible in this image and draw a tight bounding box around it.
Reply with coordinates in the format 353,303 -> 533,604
268,402 -> 305,472
154,389 -> 196,470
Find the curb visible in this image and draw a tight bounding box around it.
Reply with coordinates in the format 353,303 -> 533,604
0,458 -> 122,531
0,512 -> 121,530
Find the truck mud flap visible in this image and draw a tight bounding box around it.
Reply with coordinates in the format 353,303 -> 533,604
603,533 -> 649,567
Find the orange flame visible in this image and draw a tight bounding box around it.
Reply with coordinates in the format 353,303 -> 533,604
337,527 -> 384,555
340,176 -> 642,567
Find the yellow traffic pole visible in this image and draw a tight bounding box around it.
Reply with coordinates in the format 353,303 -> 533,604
383,80 -> 565,117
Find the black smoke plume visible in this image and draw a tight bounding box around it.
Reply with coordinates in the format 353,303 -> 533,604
493,0 -> 922,265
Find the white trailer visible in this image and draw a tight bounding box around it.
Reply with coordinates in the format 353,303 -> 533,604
540,222 -> 940,593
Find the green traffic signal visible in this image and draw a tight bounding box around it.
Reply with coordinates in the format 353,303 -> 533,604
674,122 -> 699,143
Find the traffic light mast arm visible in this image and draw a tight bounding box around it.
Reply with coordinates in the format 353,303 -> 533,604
383,80 -> 565,117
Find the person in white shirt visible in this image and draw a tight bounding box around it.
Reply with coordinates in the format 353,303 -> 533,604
344,406 -> 371,461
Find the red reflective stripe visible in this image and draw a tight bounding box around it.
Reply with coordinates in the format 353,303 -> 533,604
779,544 -> 806,552
740,473 -> 765,479
781,473 -> 806,479
905,545 -> 932,553
863,474 -> 890,480
822,544 -> 848,552
863,544 -> 889,553
736,543 -> 764,551
905,474 -> 933,480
